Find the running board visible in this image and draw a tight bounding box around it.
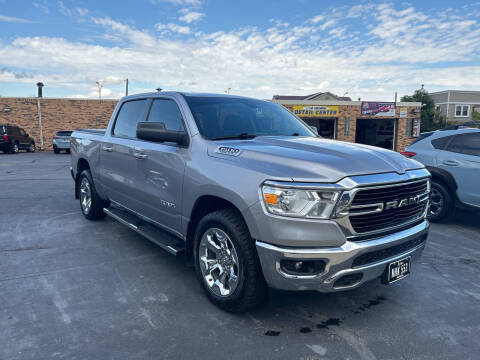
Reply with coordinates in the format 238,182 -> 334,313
103,207 -> 185,255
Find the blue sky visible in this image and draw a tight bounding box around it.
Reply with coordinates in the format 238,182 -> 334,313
1,0 -> 480,100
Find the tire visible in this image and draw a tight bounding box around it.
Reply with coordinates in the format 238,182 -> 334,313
10,143 -> 19,154
54,148 -> 60,154
27,143 -> 35,152
428,180 -> 453,222
194,209 -> 268,312
78,169 -> 108,220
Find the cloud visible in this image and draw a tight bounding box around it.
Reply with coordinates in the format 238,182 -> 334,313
178,10 -> 204,23
0,14 -> 33,23
155,22 -> 191,34
152,0 -> 201,7
1,3 -> 480,100
33,2 -> 50,14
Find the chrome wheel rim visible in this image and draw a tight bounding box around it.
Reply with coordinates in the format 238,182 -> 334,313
429,187 -> 443,218
13,144 -> 18,153
80,177 -> 92,214
199,228 -> 240,297
29,144 -> 35,152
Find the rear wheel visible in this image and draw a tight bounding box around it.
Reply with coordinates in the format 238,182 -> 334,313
194,209 -> 268,312
10,143 -> 19,154
428,180 -> 453,222
78,170 -> 108,220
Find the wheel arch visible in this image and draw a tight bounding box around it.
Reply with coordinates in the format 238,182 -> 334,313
75,158 -> 91,199
426,166 -> 457,194
185,195 -> 250,260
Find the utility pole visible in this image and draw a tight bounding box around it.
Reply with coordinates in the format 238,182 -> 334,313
36,82 -> 44,150
96,81 -> 103,100
226,87 -> 231,94
125,78 -> 129,96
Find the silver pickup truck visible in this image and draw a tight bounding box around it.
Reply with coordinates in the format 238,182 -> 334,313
70,92 -> 430,312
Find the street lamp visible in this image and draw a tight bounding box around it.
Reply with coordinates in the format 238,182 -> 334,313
95,81 -> 103,100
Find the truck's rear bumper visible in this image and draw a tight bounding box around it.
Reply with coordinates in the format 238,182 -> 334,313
256,220 -> 428,292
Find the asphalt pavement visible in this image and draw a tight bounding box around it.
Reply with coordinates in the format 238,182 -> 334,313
1,151 -> 479,360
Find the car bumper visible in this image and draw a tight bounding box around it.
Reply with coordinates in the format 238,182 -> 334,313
256,220 -> 429,292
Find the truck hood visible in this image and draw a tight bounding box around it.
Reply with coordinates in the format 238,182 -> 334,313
207,136 -> 424,183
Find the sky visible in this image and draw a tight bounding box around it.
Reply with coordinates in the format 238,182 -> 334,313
0,0 -> 479,101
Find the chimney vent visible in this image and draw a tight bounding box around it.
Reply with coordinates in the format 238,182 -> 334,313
36,82 -> 44,98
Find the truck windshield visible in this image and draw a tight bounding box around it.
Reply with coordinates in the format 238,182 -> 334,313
183,96 -> 315,140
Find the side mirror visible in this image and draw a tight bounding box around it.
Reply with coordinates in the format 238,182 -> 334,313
136,122 -> 188,146
310,126 -> 318,135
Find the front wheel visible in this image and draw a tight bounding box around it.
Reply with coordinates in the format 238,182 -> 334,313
78,170 -> 108,220
27,143 -> 35,152
194,209 -> 268,312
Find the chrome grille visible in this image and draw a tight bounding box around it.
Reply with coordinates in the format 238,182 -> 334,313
348,180 -> 429,235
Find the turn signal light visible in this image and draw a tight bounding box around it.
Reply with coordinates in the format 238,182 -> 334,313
264,193 -> 278,205
400,151 -> 416,158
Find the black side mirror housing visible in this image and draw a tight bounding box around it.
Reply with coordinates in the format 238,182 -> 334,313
136,122 -> 188,146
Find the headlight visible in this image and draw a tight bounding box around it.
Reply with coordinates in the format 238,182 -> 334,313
261,184 -> 340,219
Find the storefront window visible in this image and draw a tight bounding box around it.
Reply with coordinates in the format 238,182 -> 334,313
355,118 -> 395,150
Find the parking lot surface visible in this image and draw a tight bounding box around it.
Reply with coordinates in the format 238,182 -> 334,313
1,152 -> 479,360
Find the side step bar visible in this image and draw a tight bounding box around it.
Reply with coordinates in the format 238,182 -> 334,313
103,207 -> 185,255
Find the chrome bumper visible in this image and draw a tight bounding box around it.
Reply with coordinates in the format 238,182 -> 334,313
256,220 -> 429,292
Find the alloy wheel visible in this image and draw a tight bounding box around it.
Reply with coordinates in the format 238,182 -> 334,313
198,228 -> 240,297
80,177 -> 92,214
429,187 -> 444,218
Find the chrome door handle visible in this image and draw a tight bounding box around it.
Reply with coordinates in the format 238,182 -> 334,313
442,160 -> 459,166
102,145 -> 113,152
133,152 -> 148,159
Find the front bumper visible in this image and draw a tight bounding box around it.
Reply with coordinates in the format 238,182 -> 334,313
256,220 -> 429,292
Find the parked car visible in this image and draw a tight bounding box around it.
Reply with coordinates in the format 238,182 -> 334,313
71,92 -> 430,312
402,128 -> 480,221
0,124 -> 35,154
53,130 -> 72,154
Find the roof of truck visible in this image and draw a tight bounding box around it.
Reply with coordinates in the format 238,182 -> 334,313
121,91 -> 263,101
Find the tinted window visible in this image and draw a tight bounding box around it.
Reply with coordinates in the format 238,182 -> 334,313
184,96 -> 314,140
446,133 -> 480,157
56,131 -> 72,136
19,128 -> 26,136
113,99 -> 149,138
147,99 -> 185,131
10,126 -> 19,135
410,132 -> 433,145
431,135 -> 453,150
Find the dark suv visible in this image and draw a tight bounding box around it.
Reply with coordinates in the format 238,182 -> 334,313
0,124 -> 36,154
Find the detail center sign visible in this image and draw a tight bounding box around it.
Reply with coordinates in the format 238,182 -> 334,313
293,105 -> 339,118
361,102 -> 396,117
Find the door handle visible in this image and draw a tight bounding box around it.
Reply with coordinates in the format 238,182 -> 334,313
102,145 -> 113,152
133,152 -> 148,160
442,160 -> 460,166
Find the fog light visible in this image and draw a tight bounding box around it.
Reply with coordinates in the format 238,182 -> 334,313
280,259 -> 326,276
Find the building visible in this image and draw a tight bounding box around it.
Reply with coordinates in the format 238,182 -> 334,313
273,94 -> 422,151
0,97 -> 117,150
430,90 -> 480,123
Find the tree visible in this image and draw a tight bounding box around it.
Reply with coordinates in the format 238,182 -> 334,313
473,109 -> 480,121
401,86 -> 446,131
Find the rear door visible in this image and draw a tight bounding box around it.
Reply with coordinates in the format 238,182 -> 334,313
437,132 -> 480,207
100,98 -> 151,213
18,128 -> 30,148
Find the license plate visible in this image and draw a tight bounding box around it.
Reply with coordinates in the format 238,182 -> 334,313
386,256 -> 411,284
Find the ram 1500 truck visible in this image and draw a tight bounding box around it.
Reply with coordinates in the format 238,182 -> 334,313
70,92 -> 430,312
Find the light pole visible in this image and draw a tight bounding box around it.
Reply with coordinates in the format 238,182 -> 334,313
95,81 -> 103,100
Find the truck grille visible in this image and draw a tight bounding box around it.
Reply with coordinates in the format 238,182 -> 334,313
349,180 -> 429,234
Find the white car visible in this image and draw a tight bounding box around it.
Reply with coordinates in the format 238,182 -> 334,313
402,127 -> 480,221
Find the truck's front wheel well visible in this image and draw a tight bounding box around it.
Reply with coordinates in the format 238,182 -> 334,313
75,158 -> 91,199
185,196 -> 243,260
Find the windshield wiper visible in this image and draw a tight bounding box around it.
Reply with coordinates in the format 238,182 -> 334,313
212,133 -> 257,141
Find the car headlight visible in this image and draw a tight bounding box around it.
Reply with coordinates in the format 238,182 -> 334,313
261,184 -> 341,219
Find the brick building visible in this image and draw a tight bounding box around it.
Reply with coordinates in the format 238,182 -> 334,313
0,97 -> 117,150
1,93 -> 421,152
273,94 -> 422,151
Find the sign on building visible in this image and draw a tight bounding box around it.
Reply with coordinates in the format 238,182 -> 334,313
292,105 -> 339,117
399,107 -> 407,118
412,118 -> 421,137
361,102 -> 396,116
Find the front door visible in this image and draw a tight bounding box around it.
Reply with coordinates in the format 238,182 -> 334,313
132,98 -> 187,235
437,132 -> 480,207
